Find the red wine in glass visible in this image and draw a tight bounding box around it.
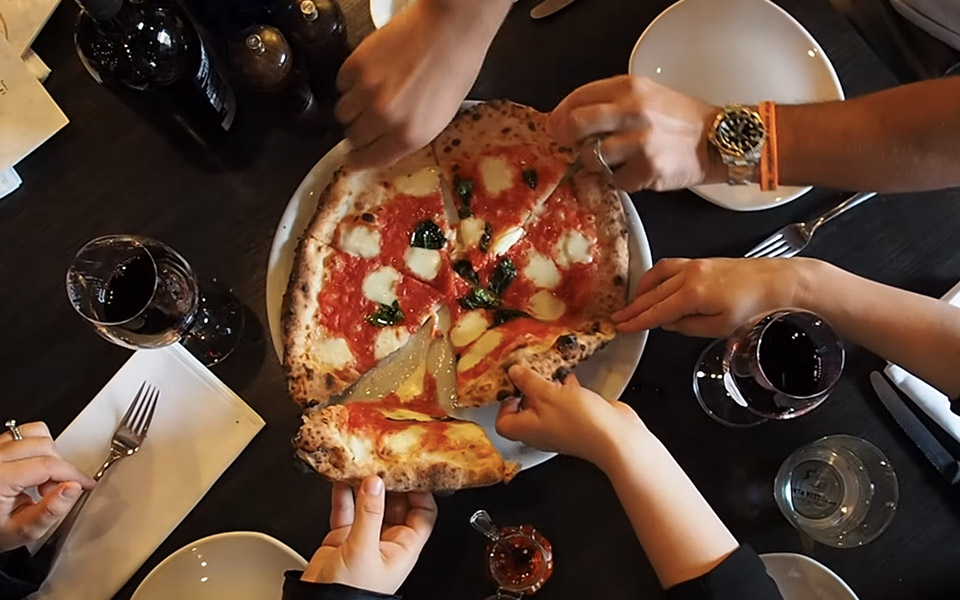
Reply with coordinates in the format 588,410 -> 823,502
694,310 -> 844,427
67,235 -> 243,365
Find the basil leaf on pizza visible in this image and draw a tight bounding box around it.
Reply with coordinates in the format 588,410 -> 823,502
410,220 -> 446,250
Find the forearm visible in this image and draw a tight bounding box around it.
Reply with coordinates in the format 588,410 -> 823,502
796,260 -> 960,397
597,426 -> 738,589
777,78 -> 960,192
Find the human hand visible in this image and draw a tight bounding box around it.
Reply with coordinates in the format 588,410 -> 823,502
547,75 -> 724,192
335,0 -> 508,167
0,422 -> 96,552
302,477 -> 438,594
495,366 -> 644,469
613,257 -> 818,337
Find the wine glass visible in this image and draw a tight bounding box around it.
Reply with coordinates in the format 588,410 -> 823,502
66,235 -> 244,366
692,309 -> 845,427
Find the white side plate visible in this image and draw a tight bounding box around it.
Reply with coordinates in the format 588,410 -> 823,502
266,118 -> 652,472
629,0 -> 844,211
132,531 -> 307,600
761,553 -> 860,600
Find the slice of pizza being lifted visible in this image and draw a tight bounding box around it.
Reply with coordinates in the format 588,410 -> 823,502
295,372 -> 519,491
440,170 -> 629,408
433,101 -> 574,269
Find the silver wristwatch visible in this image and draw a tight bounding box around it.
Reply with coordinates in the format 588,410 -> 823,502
707,105 -> 767,185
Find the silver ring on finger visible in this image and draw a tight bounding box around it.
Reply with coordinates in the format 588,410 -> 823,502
590,137 -> 613,176
5,420 -> 23,441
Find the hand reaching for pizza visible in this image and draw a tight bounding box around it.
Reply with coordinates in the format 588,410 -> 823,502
546,75 -> 724,192
301,477 -> 438,595
0,421 -> 96,552
612,257 -> 813,337
495,366 -> 644,469
334,0 -> 512,168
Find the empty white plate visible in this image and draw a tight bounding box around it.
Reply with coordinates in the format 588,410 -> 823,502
132,532 -> 307,600
761,552 -> 860,600
629,0 -> 844,211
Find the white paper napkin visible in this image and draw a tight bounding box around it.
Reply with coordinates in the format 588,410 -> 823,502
884,280 -> 960,442
0,166 -> 20,199
0,0 -> 61,56
27,344 -> 265,600
0,35 -> 68,172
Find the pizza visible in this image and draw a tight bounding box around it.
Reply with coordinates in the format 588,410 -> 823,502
295,372 -> 520,492
283,100 -> 630,491
433,101 -> 574,269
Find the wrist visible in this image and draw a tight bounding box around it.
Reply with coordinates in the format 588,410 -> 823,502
701,107 -> 727,185
789,257 -> 832,312
592,412 -> 656,474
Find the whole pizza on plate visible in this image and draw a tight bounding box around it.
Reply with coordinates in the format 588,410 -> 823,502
282,100 -> 630,492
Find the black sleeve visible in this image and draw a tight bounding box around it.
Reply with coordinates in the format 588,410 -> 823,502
282,571 -> 402,600
0,548 -> 47,599
665,545 -> 783,600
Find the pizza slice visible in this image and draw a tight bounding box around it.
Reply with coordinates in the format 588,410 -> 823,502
283,242 -> 444,407
295,373 -> 519,492
454,316 -> 617,408
433,101 -> 574,268
311,146 -> 454,290
494,171 -> 630,323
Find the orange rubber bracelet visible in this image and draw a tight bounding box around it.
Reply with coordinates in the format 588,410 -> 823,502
758,101 -> 779,191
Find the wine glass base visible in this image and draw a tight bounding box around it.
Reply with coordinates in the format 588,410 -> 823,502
693,339 -> 767,428
181,278 -> 245,367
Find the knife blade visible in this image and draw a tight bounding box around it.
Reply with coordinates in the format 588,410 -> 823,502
530,0 -> 580,19
870,371 -> 960,486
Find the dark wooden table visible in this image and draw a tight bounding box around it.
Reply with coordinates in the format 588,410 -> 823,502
4,0 -> 960,598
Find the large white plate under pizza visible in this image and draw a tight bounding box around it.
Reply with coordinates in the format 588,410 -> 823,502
266,111 -> 653,473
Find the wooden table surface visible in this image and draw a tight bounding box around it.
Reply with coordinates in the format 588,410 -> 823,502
4,0 -> 960,598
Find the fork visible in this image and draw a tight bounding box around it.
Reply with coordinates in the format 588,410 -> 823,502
38,381 -> 159,558
744,192 -> 878,259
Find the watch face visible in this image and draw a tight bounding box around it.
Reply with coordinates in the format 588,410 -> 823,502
715,109 -> 765,155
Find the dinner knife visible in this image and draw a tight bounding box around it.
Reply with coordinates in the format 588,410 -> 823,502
870,371 -> 960,486
530,0 -> 580,19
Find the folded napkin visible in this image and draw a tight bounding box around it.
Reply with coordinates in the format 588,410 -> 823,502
884,280 -> 960,442
0,35 -> 68,172
27,344 -> 265,600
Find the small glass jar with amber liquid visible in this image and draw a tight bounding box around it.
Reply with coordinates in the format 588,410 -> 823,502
471,510 -> 554,599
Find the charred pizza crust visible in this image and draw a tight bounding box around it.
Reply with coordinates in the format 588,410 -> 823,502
434,100 -> 573,161
295,405 -> 520,492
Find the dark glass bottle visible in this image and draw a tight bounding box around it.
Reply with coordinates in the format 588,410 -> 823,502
230,25 -> 316,118
75,0 -> 237,149
272,0 -> 347,96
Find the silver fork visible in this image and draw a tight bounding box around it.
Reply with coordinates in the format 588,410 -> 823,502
39,382 -> 159,558
744,192 -> 878,259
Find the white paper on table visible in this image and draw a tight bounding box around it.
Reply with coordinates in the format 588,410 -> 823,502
0,34 -> 67,172
884,280 -> 960,443
27,344 -> 266,600
0,166 -> 20,198
22,48 -> 50,81
0,0 -> 60,56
